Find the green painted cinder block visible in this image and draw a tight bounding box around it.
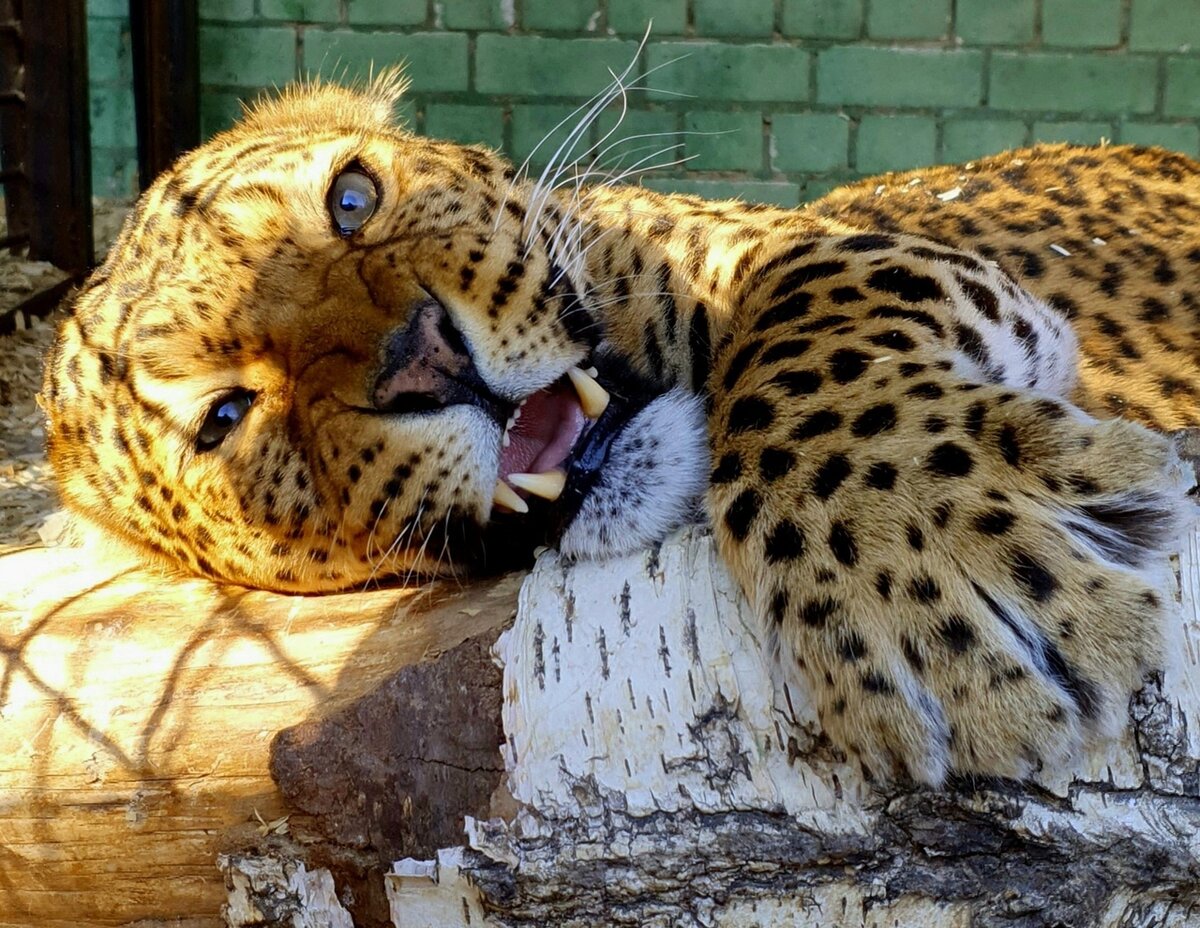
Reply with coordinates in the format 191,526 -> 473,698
346,0 -> 428,26
199,0 -> 255,20
200,89 -> 254,137
683,111 -> 763,171
802,176 -> 850,201
92,151 -> 139,198
867,0 -> 948,39
477,37 -> 640,96
1120,122 -> 1200,154
90,88 -> 137,148
1031,120 -> 1114,145
1165,58 -> 1200,117
771,113 -> 850,173
595,108 -> 682,177
855,114 -> 936,173
438,0 -> 507,29
88,18 -> 132,84
643,177 -> 801,208
200,26 -> 296,86
646,43 -> 810,102
523,0 -> 599,31
510,104 -> 584,166
607,0 -> 687,36
990,54 -> 1157,114
942,118 -> 1027,162
781,0 -> 862,39
1130,0 -> 1200,51
88,0 -> 131,17
304,32 -> 469,92
956,0 -> 1034,44
694,0 -> 774,37
817,48 -> 983,108
1042,0 -> 1121,47
424,104 -> 505,149
260,0 -> 339,21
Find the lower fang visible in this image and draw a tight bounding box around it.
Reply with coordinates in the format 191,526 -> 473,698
493,480 -> 529,514
507,469 -> 566,501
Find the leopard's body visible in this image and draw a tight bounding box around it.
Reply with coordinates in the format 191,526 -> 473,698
43,77 -> 1197,783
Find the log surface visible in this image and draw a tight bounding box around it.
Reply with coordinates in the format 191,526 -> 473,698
0,543 -> 520,928
439,525 -> 1200,927
5,443 -> 1200,927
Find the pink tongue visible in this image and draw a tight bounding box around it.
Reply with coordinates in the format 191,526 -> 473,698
498,383 -> 587,480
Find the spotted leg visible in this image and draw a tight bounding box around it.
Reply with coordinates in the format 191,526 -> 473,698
707,234 -> 1181,783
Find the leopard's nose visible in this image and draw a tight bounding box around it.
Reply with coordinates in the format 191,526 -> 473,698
373,297 -> 508,422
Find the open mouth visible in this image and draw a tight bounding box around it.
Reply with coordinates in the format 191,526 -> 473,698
491,365 -> 611,514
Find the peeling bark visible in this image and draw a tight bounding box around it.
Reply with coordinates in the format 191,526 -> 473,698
229,513 -> 1200,926
4,451 -> 1200,927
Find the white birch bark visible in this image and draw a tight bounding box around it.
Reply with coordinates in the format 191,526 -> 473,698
229,478 -> 1200,927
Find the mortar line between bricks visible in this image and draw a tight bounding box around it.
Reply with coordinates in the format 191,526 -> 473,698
1154,54 -> 1166,119
981,46 -> 991,107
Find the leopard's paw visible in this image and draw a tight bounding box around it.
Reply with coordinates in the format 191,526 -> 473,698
715,387 -> 1181,784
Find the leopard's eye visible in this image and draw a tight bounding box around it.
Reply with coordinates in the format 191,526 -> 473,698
197,389 -> 255,452
328,168 -> 378,236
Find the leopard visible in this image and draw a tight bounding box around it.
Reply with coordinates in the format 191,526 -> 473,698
41,71 -> 1200,785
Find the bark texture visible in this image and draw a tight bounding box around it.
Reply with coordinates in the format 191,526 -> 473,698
4,446 -> 1199,927
229,506 -> 1200,927
0,543 -> 520,927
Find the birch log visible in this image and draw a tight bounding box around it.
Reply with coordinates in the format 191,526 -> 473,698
227,492 -> 1200,926
355,477 -> 1200,926
4,447 -> 1200,926
450,524 -> 1200,926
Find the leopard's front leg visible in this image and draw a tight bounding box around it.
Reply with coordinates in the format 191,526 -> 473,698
707,233 -> 1180,783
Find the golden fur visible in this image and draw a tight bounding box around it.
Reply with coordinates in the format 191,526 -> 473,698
44,76 -> 1200,782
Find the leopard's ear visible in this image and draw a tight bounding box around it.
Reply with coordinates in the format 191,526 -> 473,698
238,66 -> 410,135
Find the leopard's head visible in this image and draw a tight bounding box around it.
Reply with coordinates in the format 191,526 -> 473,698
42,74 -> 707,591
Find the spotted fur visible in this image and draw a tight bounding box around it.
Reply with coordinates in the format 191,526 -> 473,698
43,76 -> 1195,783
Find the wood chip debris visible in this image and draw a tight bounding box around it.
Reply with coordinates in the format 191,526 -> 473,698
0,200 -> 131,549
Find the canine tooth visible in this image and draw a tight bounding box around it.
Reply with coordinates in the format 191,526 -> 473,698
508,469 -> 567,501
567,366 -> 610,419
502,431 -> 512,448
493,480 -> 529,514
511,406 -> 522,421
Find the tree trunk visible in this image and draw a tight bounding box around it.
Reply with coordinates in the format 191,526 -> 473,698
0,544 -> 521,928
229,503 -> 1200,924
4,445 -> 1200,927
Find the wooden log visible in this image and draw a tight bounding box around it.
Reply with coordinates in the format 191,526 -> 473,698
7,437 -> 1200,926
451,525 -> 1200,925
226,507 -> 1200,926
0,542 -> 521,928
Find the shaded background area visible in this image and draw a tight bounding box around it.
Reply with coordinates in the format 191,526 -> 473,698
87,0 -> 1200,206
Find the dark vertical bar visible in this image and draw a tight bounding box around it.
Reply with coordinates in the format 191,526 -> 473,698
130,0 -> 199,189
23,0 -> 93,270
0,0 -> 30,253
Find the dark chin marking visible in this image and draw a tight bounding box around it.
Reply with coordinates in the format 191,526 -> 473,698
426,508 -> 544,577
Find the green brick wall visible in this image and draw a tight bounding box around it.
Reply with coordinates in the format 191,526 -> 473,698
87,0 -> 1200,205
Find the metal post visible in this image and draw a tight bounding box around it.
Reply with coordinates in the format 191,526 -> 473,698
130,0 -> 199,189
23,0 -> 94,270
